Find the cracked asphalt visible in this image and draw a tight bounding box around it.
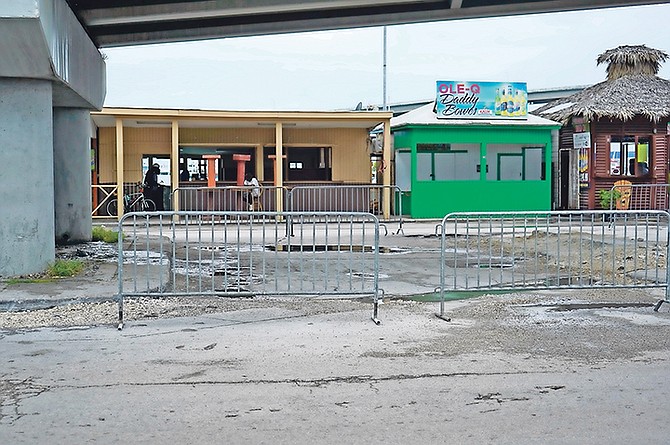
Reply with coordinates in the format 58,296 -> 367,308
2,220 -> 670,443
2,290 -> 670,444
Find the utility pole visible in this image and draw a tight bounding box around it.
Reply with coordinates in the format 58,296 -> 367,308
382,26 -> 388,110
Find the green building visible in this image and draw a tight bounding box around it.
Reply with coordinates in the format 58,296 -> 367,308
392,102 -> 561,218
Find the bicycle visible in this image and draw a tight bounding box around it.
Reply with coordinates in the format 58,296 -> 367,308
106,186 -> 156,215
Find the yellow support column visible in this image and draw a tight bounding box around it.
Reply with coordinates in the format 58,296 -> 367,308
171,120 -> 179,215
255,144 -> 263,181
115,118 -> 124,220
382,119 -> 392,220
275,123 -> 284,213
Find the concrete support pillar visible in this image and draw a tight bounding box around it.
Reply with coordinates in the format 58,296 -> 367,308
53,108 -> 92,244
0,79 -> 54,276
0,0 -> 105,276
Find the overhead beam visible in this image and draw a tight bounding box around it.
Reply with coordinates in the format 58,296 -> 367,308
65,0 -> 670,47
79,0 -> 431,26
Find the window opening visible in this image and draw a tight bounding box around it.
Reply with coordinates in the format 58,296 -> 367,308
142,155 -> 171,184
416,143 -> 480,181
609,135 -> 651,176
179,147 -> 255,182
264,147 -> 331,181
487,144 -> 545,181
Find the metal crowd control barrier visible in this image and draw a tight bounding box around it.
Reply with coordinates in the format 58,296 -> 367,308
610,183 -> 670,211
91,184 -> 117,217
116,211 -> 381,329
437,210 -> 670,320
172,186 -> 288,212
92,182 -> 144,217
288,185 -> 404,235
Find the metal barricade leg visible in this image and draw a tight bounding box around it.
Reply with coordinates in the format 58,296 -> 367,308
653,299 -> 669,312
371,289 -> 383,325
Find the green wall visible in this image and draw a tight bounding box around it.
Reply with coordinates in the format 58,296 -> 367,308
393,124 -> 558,218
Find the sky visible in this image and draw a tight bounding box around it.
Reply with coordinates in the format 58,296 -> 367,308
101,3 -> 670,112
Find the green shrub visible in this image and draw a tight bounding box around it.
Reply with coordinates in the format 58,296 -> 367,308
3,259 -> 83,284
92,226 -> 119,243
597,189 -> 621,210
47,259 -> 84,278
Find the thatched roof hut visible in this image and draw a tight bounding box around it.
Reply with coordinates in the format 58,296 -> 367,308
536,45 -> 670,124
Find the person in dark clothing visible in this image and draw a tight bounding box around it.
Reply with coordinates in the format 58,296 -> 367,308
179,164 -> 190,181
144,163 -> 164,210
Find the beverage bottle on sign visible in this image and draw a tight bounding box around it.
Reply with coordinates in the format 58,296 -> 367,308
506,86 -> 515,117
494,89 -> 501,115
513,91 -> 522,116
500,88 -> 507,116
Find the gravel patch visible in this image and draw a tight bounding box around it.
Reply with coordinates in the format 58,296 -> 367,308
0,294 -> 372,331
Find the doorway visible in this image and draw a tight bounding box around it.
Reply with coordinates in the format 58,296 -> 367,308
559,150 -> 570,209
263,147 -> 331,181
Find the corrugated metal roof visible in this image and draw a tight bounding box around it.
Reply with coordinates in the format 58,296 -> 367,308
391,102 -> 561,128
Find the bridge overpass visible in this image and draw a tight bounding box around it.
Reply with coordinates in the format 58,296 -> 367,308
68,0 -> 670,47
0,0 -> 668,276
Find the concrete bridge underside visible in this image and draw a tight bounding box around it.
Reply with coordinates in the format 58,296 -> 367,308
0,0 -> 668,276
68,0 -> 670,47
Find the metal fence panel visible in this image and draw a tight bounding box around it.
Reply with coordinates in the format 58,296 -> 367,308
610,183 -> 670,211
173,186 -> 287,212
117,211 -> 380,328
288,185 -> 404,234
438,210 -> 670,319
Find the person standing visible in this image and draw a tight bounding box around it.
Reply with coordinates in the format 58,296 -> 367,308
144,163 -> 164,210
243,172 -> 261,210
179,164 -> 190,181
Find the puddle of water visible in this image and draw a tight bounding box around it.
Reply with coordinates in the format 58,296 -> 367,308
594,309 -> 670,326
476,262 -> 515,269
122,251 -> 169,266
403,290 -> 516,302
544,277 -> 595,286
266,245 -> 406,254
198,244 -> 266,253
547,302 -> 651,312
172,258 -> 244,278
348,272 -> 390,280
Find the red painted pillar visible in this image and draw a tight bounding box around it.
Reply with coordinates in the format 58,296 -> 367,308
202,154 -> 220,188
202,154 -> 220,212
233,154 -> 251,186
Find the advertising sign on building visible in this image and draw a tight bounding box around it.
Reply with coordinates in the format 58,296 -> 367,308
435,81 -> 527,119
579,147 -> 589,190
573,132 -> 591,149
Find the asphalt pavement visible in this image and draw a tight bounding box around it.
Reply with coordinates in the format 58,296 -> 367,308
1,220 -> 670,444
